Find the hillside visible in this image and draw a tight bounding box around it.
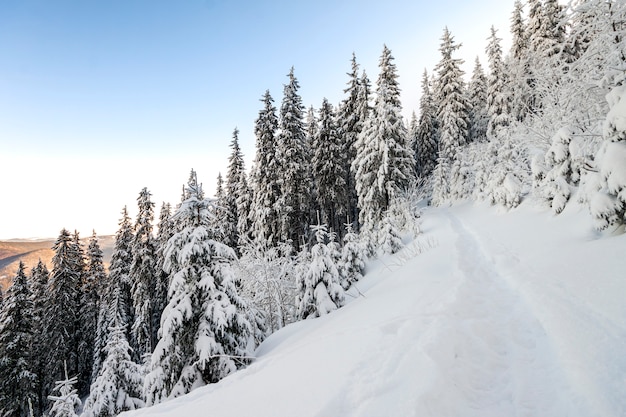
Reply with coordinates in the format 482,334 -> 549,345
0,236 -> 115,291
122,202 -> 626,417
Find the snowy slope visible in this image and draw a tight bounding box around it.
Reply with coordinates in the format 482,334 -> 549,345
122,202 -> 626,417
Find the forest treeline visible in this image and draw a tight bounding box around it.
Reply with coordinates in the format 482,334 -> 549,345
0,0 -> 625,416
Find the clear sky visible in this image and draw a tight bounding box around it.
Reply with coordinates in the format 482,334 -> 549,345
0,0 -> 515,239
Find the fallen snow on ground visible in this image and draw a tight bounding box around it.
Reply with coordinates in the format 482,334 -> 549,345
122,202 -> 626,417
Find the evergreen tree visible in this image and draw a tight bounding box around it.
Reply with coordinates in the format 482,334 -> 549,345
212,172 -> 228,242
416,69 -> 439,178
353,45 -> 414,232
42,229 -> 83,402
312,98 -> 348,235
29,259 -> 49,415
225,128 -> 247,251
47,364 -> 81,417
432,28 -> 470,204
296,224 -> 344,319
94,208 -> 134,383
82,305 -> 144,417
467,57 -> 489,142
276,67 -> 311,248
77,231 -> 106,395
486,26 -> 511,140
144,170 -> 253,404
152,202 -> 173,352
338,223 -> 365,290
338,54 -> 366,227
508,0 -> 532,122
0,262 -> 37,417
250,91 -> 281,246
510,0 -> 527,61
130,187 -> 157,361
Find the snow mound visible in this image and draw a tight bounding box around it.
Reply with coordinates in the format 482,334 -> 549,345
122,203 -> 626,417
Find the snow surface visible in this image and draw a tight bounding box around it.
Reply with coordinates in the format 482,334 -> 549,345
122,202 -> 626,417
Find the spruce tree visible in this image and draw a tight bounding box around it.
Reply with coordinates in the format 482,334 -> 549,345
225,128 -> 248,251
508,0 -> 532,122
30,259 -> 49,415
353,45 -> 414,232
432,28 -> 470,204
338,54 -> 366,227
42,229 -> 83,402
467,57 -> 489,142
82,298 -> 144,417
77,231 -> 106,394
47,364 -> 81,417
297,224 -> 344,319
0,262 -> 37,417
130,187 -> 157,361
144,170 -> 253,404
276,67 -> 311,248
312,98 -> 348,235
152,202 -> 173,351
338,223 -> 365,290
250,91 -> 281,246
416,69 -> 439,178
486,26 -> 511,140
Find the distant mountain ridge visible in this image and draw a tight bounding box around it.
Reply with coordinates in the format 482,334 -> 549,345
0,236 -> 115,292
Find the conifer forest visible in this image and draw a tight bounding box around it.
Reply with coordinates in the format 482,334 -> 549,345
1,1 -> 625,416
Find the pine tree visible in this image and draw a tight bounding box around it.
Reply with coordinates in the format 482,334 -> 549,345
432,28 -> 470,204
486,26 -> 511,140
94,208 -> 134,383
0,262 -> 37,417
312,98 -> 348,236
225,128 -> 248,251
276,67 -> 311,248
42,229 -> 83,402
152,202 -> 173,352
416,69 -> 439,179
338,54 -> 367,228
82,304 -> 144,417
296,224 -> 344,319
212,172 -> 228,243
144,170 -> 253,404
353,45 -> 414,232
77,231 -> 106,395
338,223 -> 365,290
130,187 -> 157,361
508,0 -> 532,122
47,364 -> 81,417
29,260 -> 49,415
467,57 -> 489,142
250,91 -> 281,246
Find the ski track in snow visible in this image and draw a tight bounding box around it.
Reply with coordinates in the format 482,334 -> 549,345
123,205 -> 626,417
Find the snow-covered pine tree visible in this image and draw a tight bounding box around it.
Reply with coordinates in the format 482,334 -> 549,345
212,172 -> 228,244
144,170 -> 253,404
589,68 -> 626,229
276,67 -> 311,248
467,57 -> 489,143
296,223 -> 345,319
94,208 -> 134,383
130,187 -> 157,361
338,54 -> 367,228
416,69 -> 439,179
353,45 -> 414,232
42,229 -> 83,402
0,262 -> 37,417
225,128 -> 247,251
47,364 -> 81,417
432,28 -> 470,205
541,127 -> 576,213
312,98 -> 348,236
82,298 -> 144,417
29,259 -> 49,415
486,26 -> 511,140
338,223 -> 365,290
507,0 -> 532,122
77,231 -> 106,395
250,90 -> 281,246
152,202 -> 173,351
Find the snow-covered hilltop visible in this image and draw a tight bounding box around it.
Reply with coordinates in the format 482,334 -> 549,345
122,202 -> 626,417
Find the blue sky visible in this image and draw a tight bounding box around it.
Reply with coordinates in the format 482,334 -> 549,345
0,0 -> 515,239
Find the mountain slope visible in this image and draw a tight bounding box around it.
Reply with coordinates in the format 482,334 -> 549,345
123,202 -> 626,417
